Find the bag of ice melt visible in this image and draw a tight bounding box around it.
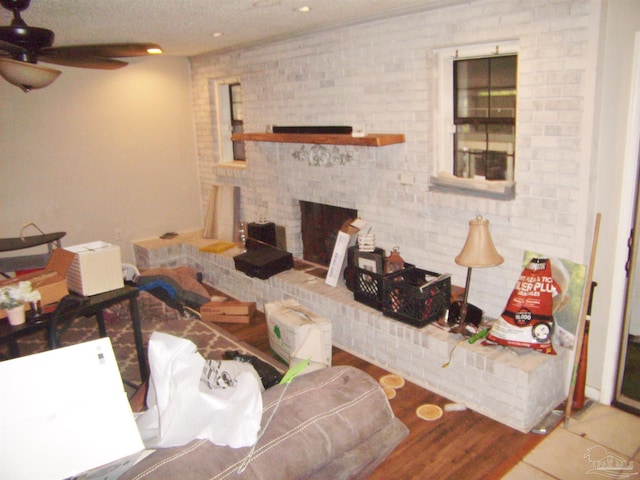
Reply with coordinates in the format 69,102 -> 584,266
487,258 -> 560,355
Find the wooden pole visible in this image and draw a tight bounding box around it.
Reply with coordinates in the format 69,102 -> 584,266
572,320 -> 590,410
564,213 -> 601,428
572,282 -> 597,410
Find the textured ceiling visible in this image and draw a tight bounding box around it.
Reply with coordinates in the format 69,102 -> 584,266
0,0 -> 467,57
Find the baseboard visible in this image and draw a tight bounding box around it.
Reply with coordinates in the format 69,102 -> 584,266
585,385 -> 601,403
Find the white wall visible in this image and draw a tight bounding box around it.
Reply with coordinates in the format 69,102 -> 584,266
0,56 -> 202,263
188,0 -> 638,401
593,1 -> 640,402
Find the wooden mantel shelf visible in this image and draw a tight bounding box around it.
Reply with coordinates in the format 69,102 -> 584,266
231,132 -> 405,147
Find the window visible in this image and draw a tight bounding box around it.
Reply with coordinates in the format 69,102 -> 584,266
454,55 -> 516,181
433,42 -> 518,198
213,78 -> 245,164
229,83 -> 245,161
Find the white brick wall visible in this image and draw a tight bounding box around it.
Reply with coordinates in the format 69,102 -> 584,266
189,0 -> 598,319
133,235 -> 567,432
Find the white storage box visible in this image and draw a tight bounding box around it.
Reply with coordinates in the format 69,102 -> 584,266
65,241 -> 124,295
325,218 -> 366,287
264,299 -> 332,367
0,338 -> 146,480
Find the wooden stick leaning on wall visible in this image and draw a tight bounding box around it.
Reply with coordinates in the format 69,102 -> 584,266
564,213 -> 601,428
203,186 -> 217,239
203,185 -> 237,241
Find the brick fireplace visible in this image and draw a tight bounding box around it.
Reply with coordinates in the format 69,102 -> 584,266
134,231 -> 568,433
299,200 -> 356,266
213,143 -> 373,260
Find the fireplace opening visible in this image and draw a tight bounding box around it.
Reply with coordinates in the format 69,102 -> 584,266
300,201 -> 357,267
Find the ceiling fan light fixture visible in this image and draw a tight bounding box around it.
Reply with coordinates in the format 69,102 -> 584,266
146,46 -> 163,55
0,57 -> 60,92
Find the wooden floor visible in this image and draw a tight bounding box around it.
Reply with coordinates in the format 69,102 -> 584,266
220,313 -> 547,480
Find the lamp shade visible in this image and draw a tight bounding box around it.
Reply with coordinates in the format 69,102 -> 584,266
0,58 -> 61,92
455,215 -> 504,268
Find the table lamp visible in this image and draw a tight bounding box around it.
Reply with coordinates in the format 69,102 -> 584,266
451,215 -> 503,335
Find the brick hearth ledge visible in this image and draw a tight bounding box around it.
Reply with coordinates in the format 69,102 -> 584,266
133,230 -> 568,433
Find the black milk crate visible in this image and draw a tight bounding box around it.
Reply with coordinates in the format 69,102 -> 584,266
382,268 -> 451,327
353,264 -> 414,310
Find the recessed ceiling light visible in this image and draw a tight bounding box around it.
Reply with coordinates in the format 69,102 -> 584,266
296,6 -> 311,13
212,32 -> 224,38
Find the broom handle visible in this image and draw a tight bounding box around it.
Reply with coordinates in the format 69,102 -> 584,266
564,213 -> 601,428
572,281 -> 597,410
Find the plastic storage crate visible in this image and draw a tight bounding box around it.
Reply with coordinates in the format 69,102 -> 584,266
382,268 -> 451,327
354,263 -> 414,310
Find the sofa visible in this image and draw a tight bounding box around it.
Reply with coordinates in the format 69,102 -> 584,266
122,364 -> 408,479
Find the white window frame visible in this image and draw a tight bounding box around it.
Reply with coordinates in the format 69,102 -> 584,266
432,41 -> 519,198
212,77 -> 243,165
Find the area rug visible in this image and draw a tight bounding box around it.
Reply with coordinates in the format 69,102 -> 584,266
0,291 -> 284,388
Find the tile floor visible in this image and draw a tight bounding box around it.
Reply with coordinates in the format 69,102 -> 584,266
503,403 -> 640,479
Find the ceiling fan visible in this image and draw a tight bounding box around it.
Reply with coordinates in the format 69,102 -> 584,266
0,0 -> 162,91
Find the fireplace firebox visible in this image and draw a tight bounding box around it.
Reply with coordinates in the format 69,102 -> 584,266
300,201 -> 357,267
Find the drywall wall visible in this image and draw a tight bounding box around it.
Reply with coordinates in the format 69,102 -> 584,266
0,56 -> 202,263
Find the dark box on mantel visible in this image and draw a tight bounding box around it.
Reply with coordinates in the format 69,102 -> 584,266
248,222 -> 277,247
234,238 -> 293,280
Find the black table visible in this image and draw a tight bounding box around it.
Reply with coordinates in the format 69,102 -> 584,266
0,285 -> 149,385
79,286 -> 148,384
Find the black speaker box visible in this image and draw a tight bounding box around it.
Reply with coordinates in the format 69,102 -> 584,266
272,125 -> 352,134
234,238 -> 293,280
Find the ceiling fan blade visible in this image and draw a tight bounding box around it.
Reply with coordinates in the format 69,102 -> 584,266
38,53 -> 127,70
40,43 -> 162,59
0,38 -> 27,57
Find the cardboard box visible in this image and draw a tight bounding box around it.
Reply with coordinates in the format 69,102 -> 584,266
325,218 -> 367,287
264,299 -> 332,367
200,300 -> 256,324
64,241 -> 124,296
0,248 -> 74,318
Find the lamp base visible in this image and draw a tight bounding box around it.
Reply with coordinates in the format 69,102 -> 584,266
448,266 -> 482,336
449,322 -> 478,337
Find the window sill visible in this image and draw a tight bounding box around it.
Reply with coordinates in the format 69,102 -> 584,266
212,162 -> 247,184
214,161 -> 247,170
430,173 -> 515,200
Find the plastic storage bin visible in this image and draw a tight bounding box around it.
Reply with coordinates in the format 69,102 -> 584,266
382,268 -> 451,327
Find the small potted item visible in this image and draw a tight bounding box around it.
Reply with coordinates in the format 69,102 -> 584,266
0,281 -> 39,326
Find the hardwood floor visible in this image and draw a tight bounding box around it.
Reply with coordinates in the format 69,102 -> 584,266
219,313 -> 546,480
